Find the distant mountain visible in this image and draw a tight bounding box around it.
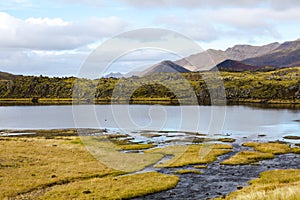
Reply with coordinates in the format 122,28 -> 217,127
174,42 -> 280,71
0,71 -> 18,80
142,60 -> 190,76
104,72 -> 123,78
242,39 -> 300,68
211,59 -> 262,72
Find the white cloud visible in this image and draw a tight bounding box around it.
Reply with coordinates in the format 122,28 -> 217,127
118,0 -> 300,9
155,15 -> 218,41
0,12 -> 129,50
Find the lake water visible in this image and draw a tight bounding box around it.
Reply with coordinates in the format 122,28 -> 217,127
0,105 -> 299,142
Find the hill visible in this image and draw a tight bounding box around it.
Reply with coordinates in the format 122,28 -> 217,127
0,71 -> 18,80
142,60 -> 190,76
174,42 -> 280,71
211,60 -> 262,72
243,39 -> 300,68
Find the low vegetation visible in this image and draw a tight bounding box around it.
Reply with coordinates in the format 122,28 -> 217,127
1,67 -> 300,105
82,136 -> 164,172
242,142 -> 293,154
174,169 -> 202,175
194,165 -> 207,169
146,144 -> 233,168
217,169 -> 300,200
218,138 -> 236,143
41,172 -> 179,200
221,151 -> 274,165
0,136 -> 119,199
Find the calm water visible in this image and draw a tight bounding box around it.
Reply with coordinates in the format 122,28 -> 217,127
0,105 -> 299,141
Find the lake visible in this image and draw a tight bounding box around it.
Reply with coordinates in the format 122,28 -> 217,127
0,105 -> 299,142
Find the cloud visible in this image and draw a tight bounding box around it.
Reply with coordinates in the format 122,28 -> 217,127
0,12 -> 129,50
0,48 -> 86,76
154,15 -> 218,41
118,0 -> 300,9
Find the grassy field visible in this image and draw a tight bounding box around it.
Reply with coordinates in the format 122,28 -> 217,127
1,131 -> 299,199
0,135 -> 177,199
146,143 -> 233,167
217,169 -> 300,200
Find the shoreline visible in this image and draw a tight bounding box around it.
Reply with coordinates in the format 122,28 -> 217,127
0,98 -> 299,107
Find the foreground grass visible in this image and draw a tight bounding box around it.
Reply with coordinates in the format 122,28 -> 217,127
174,169 -> 202,175
41,172 -> 179,200
0,136 -> 119,199
146,144 -> 233,168
221,151 -> 274,165
243,142 -> 293,154
82,136 -> 163,172
217,169 -> 300,200
222,142 -> 298,165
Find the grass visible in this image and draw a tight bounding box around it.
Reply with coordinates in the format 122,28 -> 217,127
174,169 -> 202,174
40,172 -> 179,200
294,147 -> 300,154
243,142 -> 293,154
216,169 -> 300,200
146,144 -> 233,168
119,143 -> 155,150
218,138 -> 236,143
221,151 -> 274,165
82,136 -> 164,172
0,136 -> 119,199
194,165 -> 207,169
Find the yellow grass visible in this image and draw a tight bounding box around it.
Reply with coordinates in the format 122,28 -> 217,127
174,169 -> 202,174
119,143 -> 155,150
221,151 -> 274,165
194,165 -> 207,169
40,172 -> 179,199
146,144 -> 232,168
0,136 -> 119,199
243,142 -> 293,154
82,136 -> 164,172
217,169 -> 300,200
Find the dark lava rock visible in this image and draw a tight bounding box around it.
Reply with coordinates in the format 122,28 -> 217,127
133,144 -> 300,200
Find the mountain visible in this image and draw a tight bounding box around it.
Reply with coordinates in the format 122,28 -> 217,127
0,71 -> 18,80
211,59 -> 262,72
174,42 -> 280,71
141,60 -> 190,76
104,72 -> 123,78
242,39 -> 300,68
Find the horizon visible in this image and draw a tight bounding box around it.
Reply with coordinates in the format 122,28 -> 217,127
1,1 -> 300,77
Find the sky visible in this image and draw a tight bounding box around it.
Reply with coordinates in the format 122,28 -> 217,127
1,0 -> 300,77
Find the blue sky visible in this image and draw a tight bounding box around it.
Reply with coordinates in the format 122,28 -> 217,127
1,0 -> 300,76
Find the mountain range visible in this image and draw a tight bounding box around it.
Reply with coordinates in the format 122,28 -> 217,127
144,38 -> 300,75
